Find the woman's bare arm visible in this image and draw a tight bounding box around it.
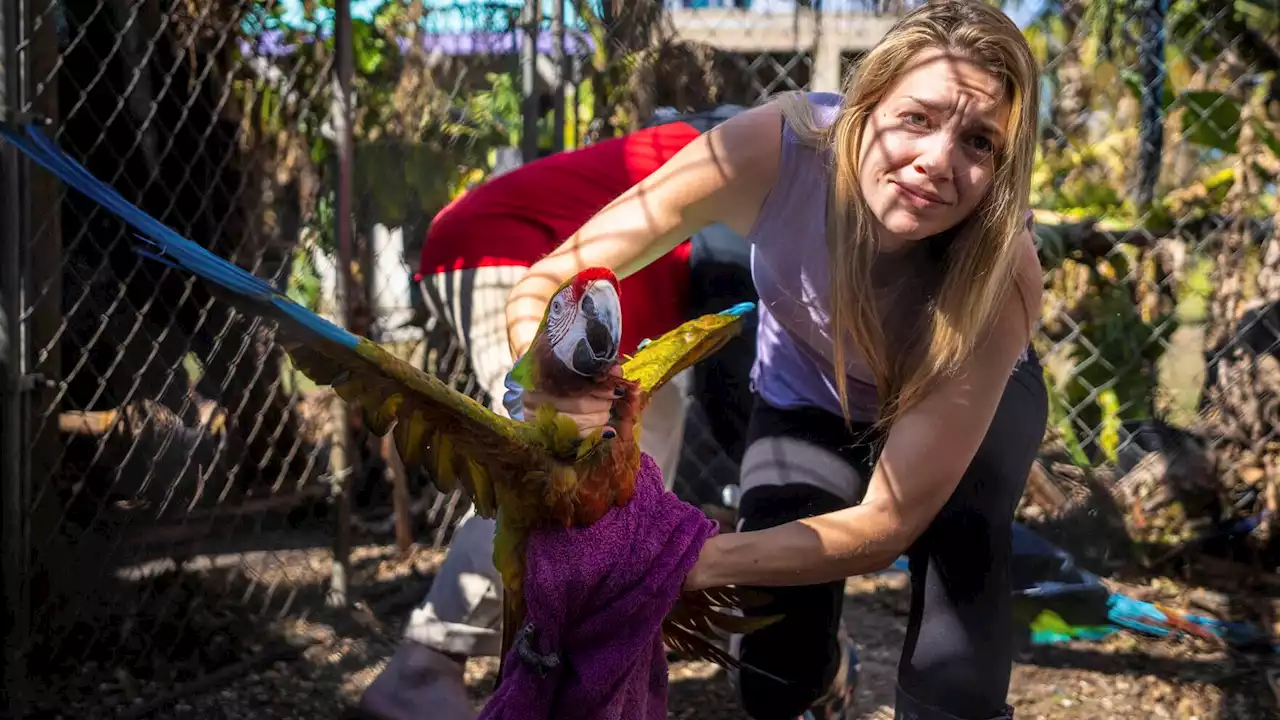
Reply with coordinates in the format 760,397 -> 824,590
686,239 -> 1044,589
505,104 -> 783,360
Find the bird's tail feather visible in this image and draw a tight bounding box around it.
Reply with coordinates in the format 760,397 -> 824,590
0,122 -> 361,351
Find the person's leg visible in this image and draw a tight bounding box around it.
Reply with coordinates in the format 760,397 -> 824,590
731,400 -> 877,720
401,504 -> 503,655
894,349 -> 1049,720
410,265 -> 526,649
356,509 -> 496,720
430,265 -> 529,414
359,266 -> 527,720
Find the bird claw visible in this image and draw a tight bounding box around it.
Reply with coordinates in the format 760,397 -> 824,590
514,622 -> 560,678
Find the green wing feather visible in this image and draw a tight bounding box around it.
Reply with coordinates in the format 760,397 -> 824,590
282,337 -> 554,518
622,301 -> 756,397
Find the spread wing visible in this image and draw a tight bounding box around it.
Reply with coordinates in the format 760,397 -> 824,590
621,301 -> 756,396
293,338 -> 550,515
662,586 -> 789,684
1,121 -> 550,516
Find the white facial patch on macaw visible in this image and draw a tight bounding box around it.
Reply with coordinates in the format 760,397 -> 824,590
548,279 -> 622,376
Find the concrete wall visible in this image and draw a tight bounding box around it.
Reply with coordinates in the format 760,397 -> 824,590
667,7 -> 900,92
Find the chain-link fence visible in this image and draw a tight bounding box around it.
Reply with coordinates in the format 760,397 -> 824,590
1019,0 -> 1280,559
1,1 -> 362,714
1,0 -> 1277,716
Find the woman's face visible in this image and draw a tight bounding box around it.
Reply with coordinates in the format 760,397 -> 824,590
856,47 -> 1011,250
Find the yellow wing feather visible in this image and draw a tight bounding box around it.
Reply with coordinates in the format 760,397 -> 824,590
280,336 -> 557,519
270,300 -> 753,515
621,303 -> 755,397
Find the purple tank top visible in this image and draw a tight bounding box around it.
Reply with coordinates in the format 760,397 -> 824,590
746,91 -> 882,422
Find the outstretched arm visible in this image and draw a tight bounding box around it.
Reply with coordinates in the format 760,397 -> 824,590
505,104 -> 783,361
685,241 -> 1044,590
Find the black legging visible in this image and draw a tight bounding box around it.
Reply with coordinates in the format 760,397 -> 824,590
735,348 -> 1049,720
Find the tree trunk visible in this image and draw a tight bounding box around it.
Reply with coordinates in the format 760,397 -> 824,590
1048,0 -> 1092,151
1201,96 -> 1280,558
1133,0 -> 1168,211
591,0 -> 665,136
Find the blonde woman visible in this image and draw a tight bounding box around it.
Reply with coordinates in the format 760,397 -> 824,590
504,2 -> 1048,719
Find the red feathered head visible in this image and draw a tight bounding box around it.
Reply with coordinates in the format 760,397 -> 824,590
512,267 -> 623,393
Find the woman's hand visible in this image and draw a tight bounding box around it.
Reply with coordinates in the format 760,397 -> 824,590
520,365 -> 624,438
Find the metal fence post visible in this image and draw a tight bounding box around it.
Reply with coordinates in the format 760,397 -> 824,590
551,0 -> 566,153
1133,0 -> 1167,212
0,0 -> 27,712
520,0 -> 540,162
327,0 -> 358,609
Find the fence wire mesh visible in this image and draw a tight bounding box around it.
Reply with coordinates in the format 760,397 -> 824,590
2,1 -> 359,713
0,0 -> 1277,716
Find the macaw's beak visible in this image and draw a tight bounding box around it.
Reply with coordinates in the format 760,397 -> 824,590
570,279 -> 621,377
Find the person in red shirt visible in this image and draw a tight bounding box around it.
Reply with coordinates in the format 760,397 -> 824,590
415,119 -> 700,418
356,120 -> 720,720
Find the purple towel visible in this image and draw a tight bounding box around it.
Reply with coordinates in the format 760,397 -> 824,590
477,452 -> 719,720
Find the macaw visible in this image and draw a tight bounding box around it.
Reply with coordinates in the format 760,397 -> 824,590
0,120 -> 778,680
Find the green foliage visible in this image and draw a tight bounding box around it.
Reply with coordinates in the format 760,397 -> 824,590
1180,91 -> 1243,153
1236,0 -> 1280,27
1015,0 -> 1280,467
311,192 -> 337,256
1259,120 -> 1280,158
462,73 -> 522,145
1095,388 -> 1123,462
285,243 -> 324,311
354,139 -> 474,229
1176,256 -> 1213,325
1030,144 -> 1129,221
571,79 -> 595,147
459,70 -> 595,158
1059,250 -> 1179,464
1080,0 -> 1276,69
1045,368 -> 1092,466
237,0 -> 524,249
352,17 -> 389,76
1118,70 -> 1177,115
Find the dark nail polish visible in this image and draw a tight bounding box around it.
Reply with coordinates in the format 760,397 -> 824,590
613,387 -> 625,397
602,429 -> 617,439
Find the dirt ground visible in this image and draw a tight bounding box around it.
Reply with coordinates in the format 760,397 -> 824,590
70,541 -> 1273,720
667,572 -> 1274,720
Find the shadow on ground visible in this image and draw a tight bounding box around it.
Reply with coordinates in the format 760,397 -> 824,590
665,572 -> 1274,720
19,533 -> 1275,720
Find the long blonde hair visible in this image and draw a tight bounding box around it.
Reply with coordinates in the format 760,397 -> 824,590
778,0 -> 1040,427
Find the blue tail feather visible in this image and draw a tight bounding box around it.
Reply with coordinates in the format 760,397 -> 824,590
4,125 -> 277,300
1,123 -> 361,351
